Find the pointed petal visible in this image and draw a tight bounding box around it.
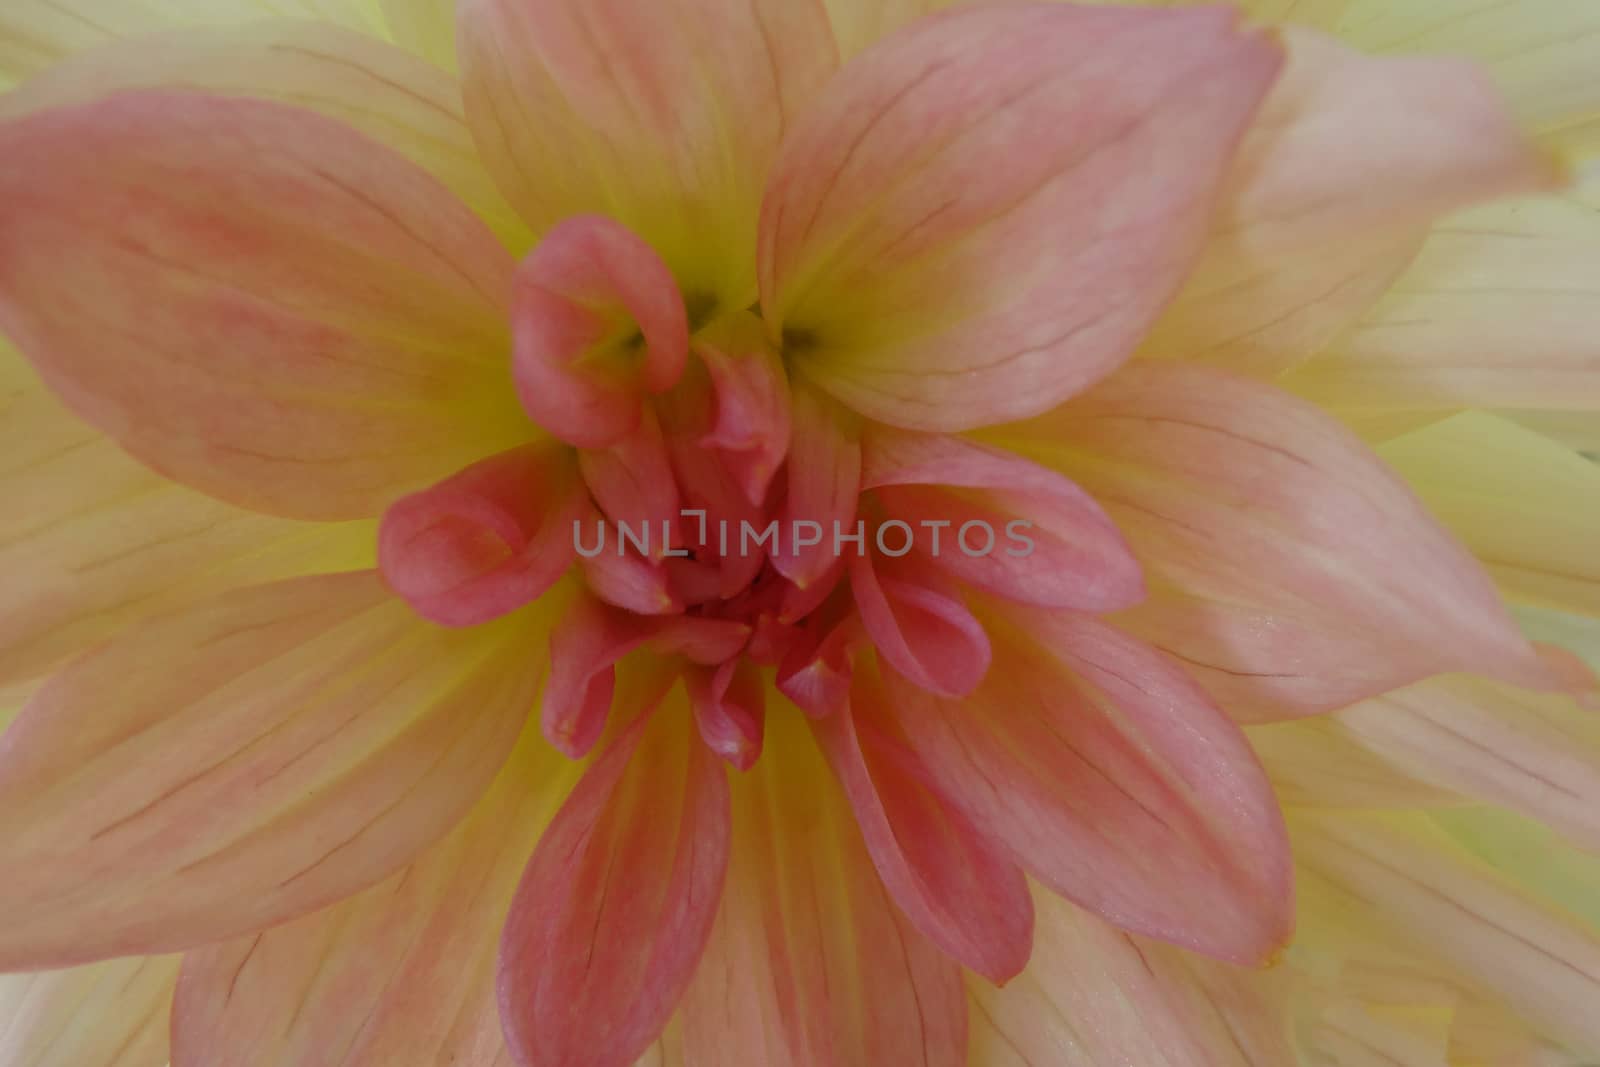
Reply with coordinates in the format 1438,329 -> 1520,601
695,313 -> 792,507
0,352 -> 373,685
0,956 -> 178,1067
848,551 -> 989,698
811,674 -> 1034,983
1288,185 -> 1600,417
541,590 -> 648,759
0,20 -> 529,249
882,609 -> 1293,964
969,886 -> 1295,1067
1377,412 -> 1600,616
0,92 -> 524,520
511,215 -> 688,448
993,361 -> 1561,721
0,571 -> 550,970
581,548 -> 683,617
498,692 -> 731,1067
759,4 -> 1281,430
1341,0 -> 1600,156
1143,28 -> 1558,377
686,659 -> 766,772
171,731 -> 581,1067
771,381 -> 861,590
459,0 -> 837,309
862,428 -> 1144,611
379,443 -> 588,627
1294,811 -> 1600,1053
677,707 -> 966,1067
776,612 -> 861,719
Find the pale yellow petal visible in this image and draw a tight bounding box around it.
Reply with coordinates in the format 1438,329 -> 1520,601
379,0 -> 456,71
0,956 -> 178,1067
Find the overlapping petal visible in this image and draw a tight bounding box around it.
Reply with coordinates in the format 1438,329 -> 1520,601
1142,28 -> 1559,376
968,887 -> 1295,1067
991,362 -> 1559,721
0,91 -> 526,520
0,571 -> 551,970
498,689 -> 730,1067
171,731 -> 580,1067
459,0 -> 838,310
881,607 -> 1293,964
0,20 -> 530,248
0,956 -> 178,1067
380,0 -> 457,71
758,3 -> 1282,430
675,708 -> 966,1067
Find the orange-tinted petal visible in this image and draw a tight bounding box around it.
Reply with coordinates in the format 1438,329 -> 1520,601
0,92 -> 524,520
759,4 -> 1281,429
0,571 -> 548,970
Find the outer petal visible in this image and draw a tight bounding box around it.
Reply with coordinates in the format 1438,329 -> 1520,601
0,92 -> 525,520
968,886 -> 1295,1067
171,730 -> 582,1067
0,0 -> 383,87
811,673 -> 1034,983
458,0 -> 838,310
991,362 -> 1560,722
1141,28 -> 1559,377
883,608 -> 1293,965
0,20 -> 530,249
498,690 -> 731,1067
0,571 -> 551,970
861,427 -> 1144,612
1294,811 -> 1600,1053
380,0 -> 457,71
758,4 -> 1282,430
1287,187 -> 1600,415
1378,412 -> 1600,615
0,956 -> 178,1067
0,353 -> 373,685
676,706 -> 967,1067
1341,0 -> 1600,157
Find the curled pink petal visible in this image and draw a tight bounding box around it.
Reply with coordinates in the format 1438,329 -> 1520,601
511,214 -> 689,449
777,609 -> 861,719
580,549 -> 682,617
378,442 -> 586,627
578,406 -> 681,551
650,617 -> 753,667
695,313 -> 792,507
863,428 -> 1144,611
542,592 -> 654,759
850,550 -> 991,698
687,658 -> 766,772
770,381 -> 862,590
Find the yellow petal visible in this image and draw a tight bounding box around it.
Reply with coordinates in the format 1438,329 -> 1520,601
379,0 -> 456,71
0,956 -> 178,1067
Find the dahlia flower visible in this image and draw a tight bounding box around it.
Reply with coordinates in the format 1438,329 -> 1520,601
0,0 -> 1597,1064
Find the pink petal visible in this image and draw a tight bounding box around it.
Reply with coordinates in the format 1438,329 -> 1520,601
677,707 -> 966,1067
498,695 -> 731,1067
686,659 -> 766,772
171,730 -> 582,1067
378,443 -> 588,627
1141,28 -> 1559,377
848,550 -> 990,698
993,361 -> 1564,722
758,4 -> 1282,430
0,19 -> 528,247
863,427 -> 1144,612
811,671 -> 1034,983
458,0 -> 837,308
0,571 -> 545,970
770,382 -> 862,590
511,215 -> 688,449
776,608 -> 861,719
541,591 -> 650,759
970,887 -> 1295,1067
580,548 -> 682,617
0,354 -> 372,685
578,407 -> 682,549
0,956 -> 178,1067
695,313 -> 792,507
882,607 -> 1294,965
0,92 -> 524,520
